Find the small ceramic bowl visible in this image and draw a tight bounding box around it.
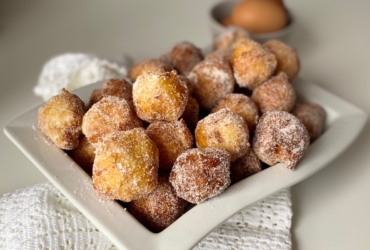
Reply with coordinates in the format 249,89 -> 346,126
209,0 -> 295,44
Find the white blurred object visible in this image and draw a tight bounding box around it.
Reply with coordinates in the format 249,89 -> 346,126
34,53 -> 128,101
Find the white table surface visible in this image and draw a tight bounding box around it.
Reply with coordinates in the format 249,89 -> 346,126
1,0 -> 369,249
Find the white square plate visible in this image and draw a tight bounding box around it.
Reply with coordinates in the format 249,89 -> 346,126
4,78 -> 367,250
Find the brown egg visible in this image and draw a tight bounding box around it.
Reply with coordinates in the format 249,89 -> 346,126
230,0 -> 288,34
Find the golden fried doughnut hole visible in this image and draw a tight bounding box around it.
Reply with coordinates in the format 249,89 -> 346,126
146,119 -> 193,171
231,39 -> 277,89
263,40 -> 300,80
89,79 -> 133,108
253,111 -> 310,170
128,173 -> 187,232
68,135 -> 95,176
82,96 -> 142,145
195,109 -> 249,162
93,128 -> 159,201
188,59 -> 235,110
133,71 -> 188,122
291,103 -> 326,142
213,27 -> 250,51
38,89 -> 85,150
205,49 -> 233,63
128,59 -> 173,83
181,96 -> 199,132
177,74 -> 194,97
252,72 -> 296,113
211,94 -> 259,135
170,148 -> 231,204
230,146 -> 261,184
170,42 -> 204,76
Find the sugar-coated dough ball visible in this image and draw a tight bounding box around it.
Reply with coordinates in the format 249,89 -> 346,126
205,49 -> 233,63
38,89 -> 85,150
263,40 -> 300,80
188,60 -> 235,110
211,94 -> 259,135
170,42 -> 204,76
67,135 -> 95,176
213,27 -> 250,51
252,72 -> 296,113
82,96 -> 142,145
230,146 -> 261,184
253,111 -> 310,170
170,148 -> 231,204
291,103 -> 326,141
232,39 -> 277,89
128,59 -> 173,83
89,79 -> 133,108
181,96 -> 199,132
133,71 -> 188,122
128,173 -> 187,232
93,128 -> 159,201
146,119 -> 193,171
195,109 -> 249,162
177,74 -> 194,97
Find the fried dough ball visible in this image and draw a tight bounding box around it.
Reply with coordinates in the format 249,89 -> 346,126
231,39 -> 277,89
230,146 -> 261,184
93,128 -> 159,201
82,96 -> 142,145
170,42 -> 204,76
170,148 -> 231,204
263,40 -> 300,80
253,111 -> 310,170
128,59 -> 173,83
133,71 -> 188,122
146,119 -> 193,171
205,49 -> 233,63
188,59 -> 235,110
213,27 -> 250,51
67,135 -> 95,176
89,79 -> 133,108
195,109 -> 249,162
128,173 -> 187,232
211,94 -> 259,135
252,72 -> 296,113
38,89 -> 85,150
181,96 -> 199,132
291,103 -> 326,142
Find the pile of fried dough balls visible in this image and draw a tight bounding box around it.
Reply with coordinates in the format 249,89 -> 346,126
38,27 -> 325,233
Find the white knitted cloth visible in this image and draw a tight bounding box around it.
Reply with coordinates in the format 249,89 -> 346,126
0,182 -> 292,250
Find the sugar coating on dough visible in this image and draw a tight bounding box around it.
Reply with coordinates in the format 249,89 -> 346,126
211,93 -> 259,135
67,135 -> 95,176
205,49 -> 233,63
253,111 -> 310,170
133,71 -> 188,122
232,39 -> 277,89
128,173 -> 187,232
82,96 -> 142,145
146,119 -> 193,171
188,59 -> 235,110
291,102 -> 326,141
89,79 -> 133,108
195,109 -> 249,162
213,27 -> 250,51
128,58 -> 173,83
263,39 -> 300,80
38,89 -> 85,150
252,72 -> 296,113
93,128 -> 159,201
181,96 -> 199,132
230,146 -> 261,184
170,41 -> 204,76
170,148 -> 231,204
